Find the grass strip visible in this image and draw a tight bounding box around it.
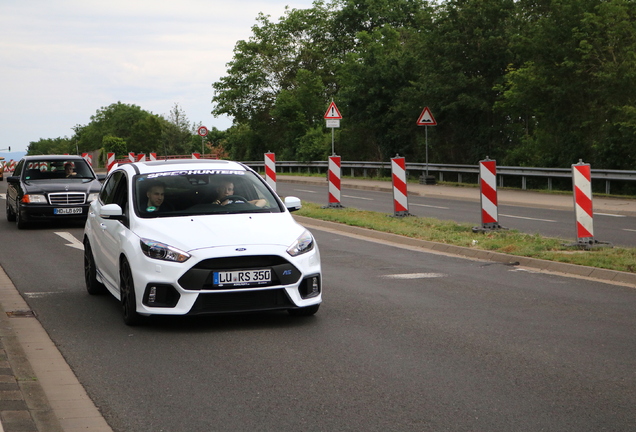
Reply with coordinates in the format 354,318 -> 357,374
296,202 -> 636,273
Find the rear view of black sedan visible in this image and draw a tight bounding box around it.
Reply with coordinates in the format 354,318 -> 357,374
6,155 -> 103,229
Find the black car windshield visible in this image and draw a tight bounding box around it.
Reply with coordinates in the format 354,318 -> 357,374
134,169 -> 283,217
23,159 -> 94,180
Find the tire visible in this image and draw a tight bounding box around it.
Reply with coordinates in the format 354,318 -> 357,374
288,304 -> 320,317
120,258 -> 144,326
6,199 -> 15,222
84,240 -> 106,295
15,207 -> 27,229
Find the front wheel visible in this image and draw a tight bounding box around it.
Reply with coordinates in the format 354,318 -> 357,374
120,258 -> 144,326
288,304 -> 320,317
15,207 -> 27,229
6,199 -> 15,222
84,240 -> 106,295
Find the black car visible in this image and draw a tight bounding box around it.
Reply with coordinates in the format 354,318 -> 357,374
6,155 -> 104,229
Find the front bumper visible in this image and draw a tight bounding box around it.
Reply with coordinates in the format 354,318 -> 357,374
128,245 -> 322,316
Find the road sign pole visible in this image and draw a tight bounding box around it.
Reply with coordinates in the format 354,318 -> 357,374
331,128 -> 335,155
425,126 -> 429,177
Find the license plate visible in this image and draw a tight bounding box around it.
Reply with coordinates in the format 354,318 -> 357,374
54,207 -> 82,215
213,269 -> 271,287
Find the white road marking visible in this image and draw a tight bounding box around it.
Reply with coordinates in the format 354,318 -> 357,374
382,273 -> 447,279
24,292 -> 58,298
594,212 -> 627,218
623,229 -> 636,233
0,193 -> 5,200
342,195 -> 374,201
410,203 -> 450,209
499,214 -> 556,222
294,189 -> 317,193
54,232 -> 84,250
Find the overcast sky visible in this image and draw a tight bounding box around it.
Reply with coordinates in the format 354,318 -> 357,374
0,0 -> 315,153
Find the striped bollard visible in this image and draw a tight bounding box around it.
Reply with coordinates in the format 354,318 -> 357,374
327,155 -> 343,208
192,153 -> 201,159
391,155 -> 411,217
265,152 -> 276,192
149,153 -> 157,161
107,153 -> 116,172
128,152 -> 135,163
479,158 -> 503,230
136,154 -> 146,162
566,160 -> 611,248
573,160 -> 595,244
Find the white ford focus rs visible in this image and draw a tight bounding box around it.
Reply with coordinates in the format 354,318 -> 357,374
83,159 -> 321,325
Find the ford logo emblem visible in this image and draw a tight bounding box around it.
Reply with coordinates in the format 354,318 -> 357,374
235,248 -> 246,251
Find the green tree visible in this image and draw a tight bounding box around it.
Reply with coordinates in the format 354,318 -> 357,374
26,137 -> 73,155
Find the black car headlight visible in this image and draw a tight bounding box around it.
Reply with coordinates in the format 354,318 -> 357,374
140,238 -> 191,262
287,230 -> 315,257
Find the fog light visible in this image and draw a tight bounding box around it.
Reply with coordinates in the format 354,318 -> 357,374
148,286 -> 157,303
311,277 -> 319,294
299,275 -> 321,299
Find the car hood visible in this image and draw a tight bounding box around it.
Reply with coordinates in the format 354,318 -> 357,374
23,179 -> 101,193
131,212 -> 306,252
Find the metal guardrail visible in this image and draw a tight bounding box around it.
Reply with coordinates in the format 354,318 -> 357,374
244,161 -> 636,195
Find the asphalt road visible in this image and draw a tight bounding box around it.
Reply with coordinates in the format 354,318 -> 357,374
0,182 -> 635,431
276,181 -> 636,247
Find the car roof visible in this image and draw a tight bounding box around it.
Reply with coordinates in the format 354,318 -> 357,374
120,159 -> 248,175
21,155 -> 87,161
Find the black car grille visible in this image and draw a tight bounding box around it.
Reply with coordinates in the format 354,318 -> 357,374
48,192 -> 86,205
178,255 -> 302,291
188,289 -> 294,315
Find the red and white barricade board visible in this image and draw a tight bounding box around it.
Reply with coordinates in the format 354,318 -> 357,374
572,161 -> 594,242
82,153 -> 92,166
391,156 -> 410,217
327,155 -> 343,208
479,159 -> 499,228
107,153 -> 116,173
149,153 -> 157,161
265,152 -> 276,192
128,152 -> 135,163
191,153 -> 201,159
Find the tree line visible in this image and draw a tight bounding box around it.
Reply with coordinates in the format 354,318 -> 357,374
26,102 -> 226,160
212,0 -> 636,170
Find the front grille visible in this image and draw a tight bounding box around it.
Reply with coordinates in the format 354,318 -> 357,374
178,255 -> 301,291
188,289 -> 294,315
48,192 -> 86,205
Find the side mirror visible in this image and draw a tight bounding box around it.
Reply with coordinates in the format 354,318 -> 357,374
7,176 -> 19,184
100,203 -> 124,220
284,196 -> 302,212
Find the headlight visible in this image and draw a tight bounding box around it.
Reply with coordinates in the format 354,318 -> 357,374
21,194 -> 47,203
87,193 -> 99,203
140,238 -> 191,262
287,230 -> 315,257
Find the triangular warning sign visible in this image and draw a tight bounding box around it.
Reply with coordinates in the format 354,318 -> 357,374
324,102 -> 343,119
417,107 -> 437,126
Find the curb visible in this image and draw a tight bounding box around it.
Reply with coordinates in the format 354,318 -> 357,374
293,215 -> 636,288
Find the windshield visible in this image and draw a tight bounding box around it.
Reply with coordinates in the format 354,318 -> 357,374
23,159 -> 95,180
134,169 -> 283,217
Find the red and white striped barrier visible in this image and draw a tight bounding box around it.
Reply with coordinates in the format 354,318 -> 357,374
149,153 -> 157,161
107,153 -> 116,172
265,152 -> 276,192
391,155 -> 410,217
136,153 -> 146,162
479,158 -> 501,229
192,153 -> 201,159
128,152 -> 135,163
327,155 -> 343,208
82,153 -> 92,166
572,161 -> 594,243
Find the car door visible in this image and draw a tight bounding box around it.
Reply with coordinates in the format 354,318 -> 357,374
92,171 -> 131,290
6,159 -> 24,212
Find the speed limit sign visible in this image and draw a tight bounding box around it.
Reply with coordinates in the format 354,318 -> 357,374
197,126 -> 208,137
